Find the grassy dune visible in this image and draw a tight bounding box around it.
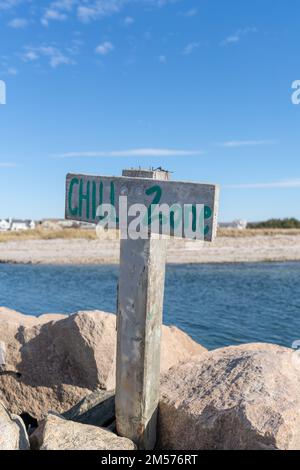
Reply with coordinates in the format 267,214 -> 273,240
217,228 -> 300,238
0,228 -> 98,243
0,227 -> 300,243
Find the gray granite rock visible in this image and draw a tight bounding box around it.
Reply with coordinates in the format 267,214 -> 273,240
158,343 -> 300,450
0,401 -> 29,450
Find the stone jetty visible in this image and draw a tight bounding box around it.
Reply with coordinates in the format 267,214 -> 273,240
0,307 -> 299,450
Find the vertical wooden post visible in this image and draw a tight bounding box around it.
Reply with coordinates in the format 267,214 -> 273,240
115,168 -> 169,450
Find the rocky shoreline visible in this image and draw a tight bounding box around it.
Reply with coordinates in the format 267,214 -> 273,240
1,307 -> 300,450
1,233 -> 300,264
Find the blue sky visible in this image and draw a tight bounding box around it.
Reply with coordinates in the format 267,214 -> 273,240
0,0 -> 299,221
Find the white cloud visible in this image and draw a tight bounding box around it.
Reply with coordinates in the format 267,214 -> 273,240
124,15 -> 134,25
68,0 -> 180,23
183,42 -> 199,55
0,58 -> 18,76
51,0 -> 75,9
76,0 -> 177,23
219,140 -> 275,148
55,148 -> 204,158
0,0 -> 23,11
7,67 -> 18,75
95,41 -> 114,55
225,179 -> 300,190
77,1 -> 123,23
184,8 -> 198,17
158,54 -> 166,63
0,0 -> 183,26
222,35 -> 239,46
41,0 -> 75,25
22,50 -> 39,61
221,27 -> 257,47
41,9 -> 68,26
22,45 -> 75,68
8,17 -> 28,28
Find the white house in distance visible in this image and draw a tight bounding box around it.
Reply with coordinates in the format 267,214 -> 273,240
0,218 -> 36,232
219,220 -> 248,231
0,219 -> 11,231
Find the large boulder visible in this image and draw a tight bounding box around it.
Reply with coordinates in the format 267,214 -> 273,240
0,307 -> 205,419
0,401 -> 29,450
158,343 -> 300,450
30,413 -> 135,450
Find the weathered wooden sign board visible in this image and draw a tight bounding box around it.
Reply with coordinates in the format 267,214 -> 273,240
65,173 -> 219,241
65,169 -> 219,450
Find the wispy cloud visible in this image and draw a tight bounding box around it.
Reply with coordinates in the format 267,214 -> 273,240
0,0 -> 183,23
95,41 -> 114,55
41,0 -> 74,25
22,50 -> 39,61
182,42 -> 200,55
184,8 -> 198,17
221,27 -> 257,47
55,148 -> 204,158
75,0 -> 177,22
0,0 -> 184,31
77,0 -> 178,23
124,15 -> 134,25
225,179 -> 300,190
0,162 -> 18,168
77,0 -> 124,23
8,17 -> 29,28
21,45 -> 75,68
158,54 -> 166,63
219,140 -> 275,148
6,67 -> 18,75
41,10 -> 67,26
0,0 -> 24,11
0,58 -> 19,76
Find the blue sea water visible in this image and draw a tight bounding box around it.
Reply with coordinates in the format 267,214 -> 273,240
0,262 -> 299,350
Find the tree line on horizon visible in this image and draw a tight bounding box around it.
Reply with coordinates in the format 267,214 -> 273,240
248,218 -> 300,229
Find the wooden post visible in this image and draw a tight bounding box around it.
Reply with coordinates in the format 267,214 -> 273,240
115,168 -> 170,450
65,170 -> 219,448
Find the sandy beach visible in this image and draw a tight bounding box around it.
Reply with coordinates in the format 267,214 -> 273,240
0,232 -> 300,264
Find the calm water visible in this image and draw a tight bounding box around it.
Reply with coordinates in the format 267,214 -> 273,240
0,262 -> 299,350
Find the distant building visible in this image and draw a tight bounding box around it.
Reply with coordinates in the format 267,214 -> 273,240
0,219 -> 11,231
219,220 -> 247,231
10,219 -> 36,231
0,218 -> 35,231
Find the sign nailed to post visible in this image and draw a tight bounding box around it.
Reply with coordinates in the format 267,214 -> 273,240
65,172 -> 219,241
65,168 -> 220,450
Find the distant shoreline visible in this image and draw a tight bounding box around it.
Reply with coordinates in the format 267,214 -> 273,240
0,230 -> 300,265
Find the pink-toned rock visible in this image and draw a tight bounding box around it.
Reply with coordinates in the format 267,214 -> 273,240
160,325 -> 205,371
158,343 -> 300,450
30,413 -> 135,450
0,307 -> 205,419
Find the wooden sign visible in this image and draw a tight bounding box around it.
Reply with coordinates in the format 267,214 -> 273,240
65,168 -> 220,450
65,173 -> 219,241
